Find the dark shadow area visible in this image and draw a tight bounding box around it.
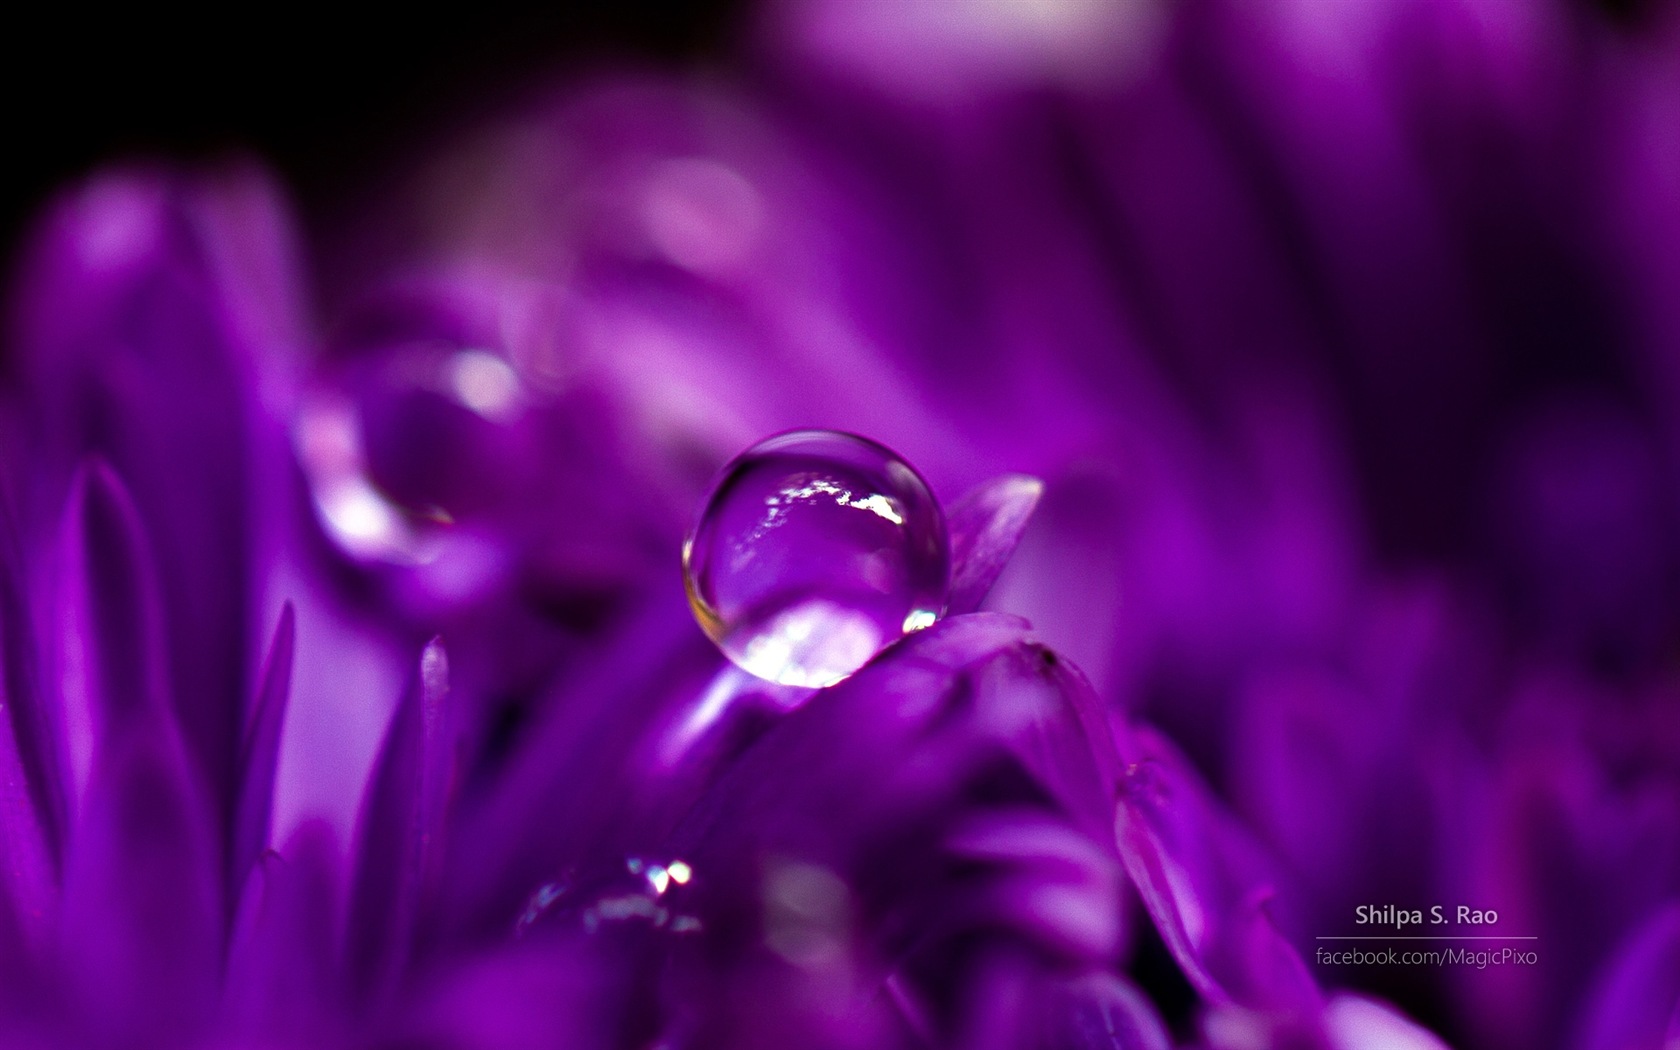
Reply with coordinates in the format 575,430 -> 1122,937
0,1 -> 743,255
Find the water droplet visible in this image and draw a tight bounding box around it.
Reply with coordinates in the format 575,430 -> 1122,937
643,157 -> 764,274
296,339 -> 538,555
295,336 -> 549,616
764,860 -> 853,969
515,857 -> 702,939
683,430 -> 949,687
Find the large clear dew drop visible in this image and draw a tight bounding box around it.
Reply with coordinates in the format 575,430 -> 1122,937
682,430 -> 950,688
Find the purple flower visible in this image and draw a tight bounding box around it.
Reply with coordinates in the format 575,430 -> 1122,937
5,0 -> 1680,1047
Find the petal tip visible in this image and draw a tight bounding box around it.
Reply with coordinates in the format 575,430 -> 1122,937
947,473 -> 1045,614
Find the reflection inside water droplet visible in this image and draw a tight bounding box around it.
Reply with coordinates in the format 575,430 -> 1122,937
683,430 -> 950,687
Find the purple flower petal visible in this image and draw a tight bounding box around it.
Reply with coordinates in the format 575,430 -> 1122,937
12,166 -> 299,825
1572,903 -> 1680,1050
669,611 -> 1035,860
0,505 -> 61,952
230,602 -> 296,897
60,727 -> 223,1043
439,592 -> 728,940
1437,679 -> 1680,1048
969,641 -> 1122,838
54,459 -> 222,1040
0,551 -> 54,1003
55,461 -> 170,798
664,615 -> 1128,1044
1112,726 -> 1318,1017
1321,994 -> 1452,1050
1041,973 -> 1173,1050
345,637 -> 450,1003
223,820 -> 341,1040
943,809 -> 1123,964
381,941 -> 619,1050
946,474 -> 1044,616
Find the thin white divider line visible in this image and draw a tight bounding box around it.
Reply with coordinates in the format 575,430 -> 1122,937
1314,936 -> 1539,941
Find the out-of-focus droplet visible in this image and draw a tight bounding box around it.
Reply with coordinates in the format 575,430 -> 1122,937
764,860 -> 853,970
643,157 -> 765,274
515,857 -> 702,939
682,430 -> 950,688
296,342 -> 534,575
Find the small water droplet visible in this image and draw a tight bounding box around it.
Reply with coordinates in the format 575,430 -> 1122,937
683,430 -> 950,687
515,857 -> 702,939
